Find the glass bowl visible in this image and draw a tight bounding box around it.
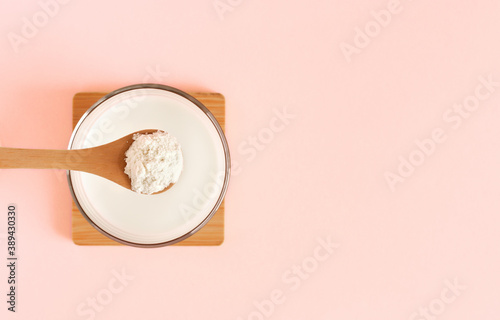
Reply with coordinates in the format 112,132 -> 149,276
67,84 -> 230,247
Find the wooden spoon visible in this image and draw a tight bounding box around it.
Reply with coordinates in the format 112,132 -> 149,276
0,130 -> 172,194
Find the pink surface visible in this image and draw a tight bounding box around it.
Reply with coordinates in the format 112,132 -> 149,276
1,0 -> 500,319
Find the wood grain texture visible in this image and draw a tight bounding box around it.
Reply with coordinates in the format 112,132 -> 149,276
72,92 -> 225,246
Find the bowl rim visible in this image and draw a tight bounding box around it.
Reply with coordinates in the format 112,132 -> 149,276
67,83 -> 230,248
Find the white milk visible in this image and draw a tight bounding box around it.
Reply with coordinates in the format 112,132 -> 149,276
69,88 -> 227,244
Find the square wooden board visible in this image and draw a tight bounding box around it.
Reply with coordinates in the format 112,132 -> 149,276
71,92 -> 225,246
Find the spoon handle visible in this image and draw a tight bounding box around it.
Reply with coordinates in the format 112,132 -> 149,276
0,147 -> 91,171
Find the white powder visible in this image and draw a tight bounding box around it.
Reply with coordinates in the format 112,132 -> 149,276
124,131 -> 183,195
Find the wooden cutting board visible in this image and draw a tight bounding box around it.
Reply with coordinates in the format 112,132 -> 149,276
72,91 -> 225,246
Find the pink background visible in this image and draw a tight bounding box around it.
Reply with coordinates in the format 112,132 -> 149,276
1,0 -> 500,319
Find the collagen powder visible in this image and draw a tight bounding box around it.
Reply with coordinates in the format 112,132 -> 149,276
124,131 -> 183,195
